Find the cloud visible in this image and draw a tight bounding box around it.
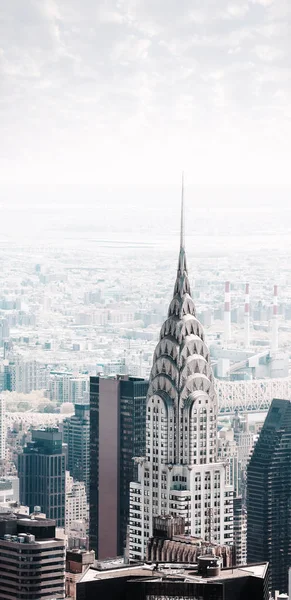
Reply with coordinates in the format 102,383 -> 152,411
225,4 -> 249,19
254,45 -> 285,61
251,0 -> 275,6
0,0 -> 290,185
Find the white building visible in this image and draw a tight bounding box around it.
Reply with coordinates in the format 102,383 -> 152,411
233,496 -> 247,566
9,358 -> 48,393
129,196 -> 233,561
0,476 -> 19,505
48,372 -> 88,404
65,473 -> 89,536
217,428 -> 239,494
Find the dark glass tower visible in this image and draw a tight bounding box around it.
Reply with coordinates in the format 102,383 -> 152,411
247,398 -> 291,593
62,403 -> 90,494
89,375 -> 148,558
18,428 -> 66,527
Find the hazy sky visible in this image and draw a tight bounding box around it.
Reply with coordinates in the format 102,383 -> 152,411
0,0 -> 290,186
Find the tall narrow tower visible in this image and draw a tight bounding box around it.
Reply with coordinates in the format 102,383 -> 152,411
129,184 -> 233,561
224,282 -> 231,345
271,285 -> 279,354
244,283 -> 250,348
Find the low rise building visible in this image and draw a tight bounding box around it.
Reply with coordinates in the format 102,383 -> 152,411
66,549 -> 95,600
77,558 -> 269,600
0,511 -> 65,599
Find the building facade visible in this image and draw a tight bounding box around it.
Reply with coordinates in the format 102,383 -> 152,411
89,375 -> 148,558
48,372 -> 89,404
146,515 -> 235,565
66,550 -> 95,600
63,404 -> 90,494
0,511 -> 65,600
18,428 -> 66,527
129,196 -> 233,560
233,495 -> 247,566
77,560 -> 269,600
66,472 -> 89,536
247,398 -> 291,593
9,358 -> 48,393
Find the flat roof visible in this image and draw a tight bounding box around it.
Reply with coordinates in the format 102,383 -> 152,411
79,562 -> 268,585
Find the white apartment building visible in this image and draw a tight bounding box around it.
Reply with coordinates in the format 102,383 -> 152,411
65,473 -> 89,535
9,358 -> 48,393
48,372 -> 88,403
129,197 -> 233,561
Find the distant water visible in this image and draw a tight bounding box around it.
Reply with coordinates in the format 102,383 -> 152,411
1,229 -> 290,259
1,184 -> 291,257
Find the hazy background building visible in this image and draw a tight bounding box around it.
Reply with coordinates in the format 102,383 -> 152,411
62,403 -> 90,495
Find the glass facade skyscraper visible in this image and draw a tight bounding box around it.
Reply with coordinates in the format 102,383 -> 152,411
89,375 -> 148,558
18,428 -> 66,527
247,398 -> 291,593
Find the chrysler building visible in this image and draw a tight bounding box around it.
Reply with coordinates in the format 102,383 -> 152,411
129,184 -> 233,560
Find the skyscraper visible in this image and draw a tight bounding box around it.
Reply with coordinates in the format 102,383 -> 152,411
247,398 -> 291,593
62,403 -> 90,494
129,186 -> 233,561
89,375 -> 148,558
18,428 -> 66,527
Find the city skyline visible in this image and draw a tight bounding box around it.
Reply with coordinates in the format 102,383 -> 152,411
0,1 -> 291,597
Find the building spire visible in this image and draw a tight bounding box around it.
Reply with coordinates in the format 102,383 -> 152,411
180,172 -> 185,250
171,173 -> 191,303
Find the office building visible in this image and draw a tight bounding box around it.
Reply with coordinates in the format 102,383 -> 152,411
233,496 -> 247,566
247,399 -> 291,593
0,511 -> 65,599
76,559 -> 269,600
63,404 -> 90,493
0,360 -> 11,392
0,317 -> 9,348
19,428 -> 66,527
89,374 -> 148,558
128,192 -> 233,560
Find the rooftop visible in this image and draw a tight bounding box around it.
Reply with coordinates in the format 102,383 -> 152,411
79,561 -> 268,584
